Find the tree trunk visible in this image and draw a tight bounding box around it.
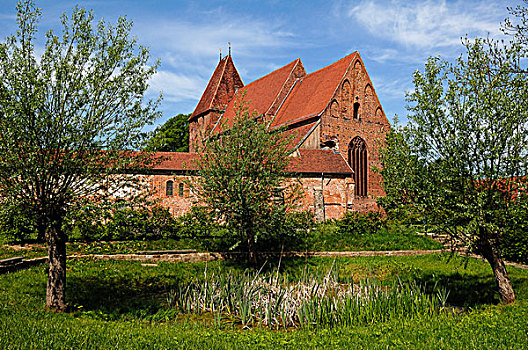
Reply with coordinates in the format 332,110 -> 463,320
46,219 -> 67,312
478,236 -> 516,304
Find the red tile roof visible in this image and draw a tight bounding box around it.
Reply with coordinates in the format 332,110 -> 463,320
151,152 -> 200,171
146,150 -> 351,175
190,56 -> 242,121
270,52 -> 357,128
214,58 -> 304,133
288,149 -> 352,175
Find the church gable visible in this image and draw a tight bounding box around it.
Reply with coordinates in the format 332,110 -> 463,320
318,53 -> 390,209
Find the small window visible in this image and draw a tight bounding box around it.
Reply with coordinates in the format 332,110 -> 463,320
179,183 -> 184,197
353,102 -> 360,119
166,180 -> 174,196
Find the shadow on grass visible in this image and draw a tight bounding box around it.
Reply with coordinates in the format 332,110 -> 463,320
67,276 -> 177,319
413,271 -> 528,307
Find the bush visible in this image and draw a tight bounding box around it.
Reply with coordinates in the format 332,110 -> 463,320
336,211 -> 385,236
176,207 -> 315,253
257,211 -> 315,252
0,203 -> 38,242
501,204 -> 528,264
65,204 -> 181,241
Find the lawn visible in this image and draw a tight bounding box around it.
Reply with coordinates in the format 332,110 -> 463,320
0,254 -> 527,349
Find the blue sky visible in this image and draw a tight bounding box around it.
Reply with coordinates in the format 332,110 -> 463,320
0,0 -> 515,128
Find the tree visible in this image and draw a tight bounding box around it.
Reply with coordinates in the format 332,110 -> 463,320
143,113 -> 190,152
193,96 -> 301,264
380,24 -> 528,303
0,0 -> 160,311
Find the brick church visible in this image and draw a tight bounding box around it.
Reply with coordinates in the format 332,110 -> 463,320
147,52 -> 390,220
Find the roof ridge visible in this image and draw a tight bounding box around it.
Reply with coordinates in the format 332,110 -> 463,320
189,56 -> 229,121
267,77 -> 302,128
264,58 -> 303,117
242,58 -> 300,90
209,56 -> 229,112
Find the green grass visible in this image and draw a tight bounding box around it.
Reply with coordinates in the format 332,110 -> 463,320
310,223 -> 444,251
1,254 -> 527,349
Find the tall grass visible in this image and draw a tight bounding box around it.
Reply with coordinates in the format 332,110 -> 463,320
166,261 -> 449,329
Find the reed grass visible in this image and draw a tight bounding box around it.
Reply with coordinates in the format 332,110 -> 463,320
166,261 -> 449,329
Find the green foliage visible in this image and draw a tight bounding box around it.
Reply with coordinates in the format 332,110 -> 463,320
194,95 -> 304,261
65,205 -> 180,241
0,0 -> 161,308
143,113 -> 190,152
379,5 -> 528,302
336,211 -> 385,236
0,203 -> 37,242
0,0 -> 161,228
501,197 -> 528,264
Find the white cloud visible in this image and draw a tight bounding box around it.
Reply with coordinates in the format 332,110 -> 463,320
347,0 -> 505,51
137,15 -> 295,60
371,75 -> 413,100
148,70 -> 206,103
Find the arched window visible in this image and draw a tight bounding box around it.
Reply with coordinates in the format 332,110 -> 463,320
353,61 -> 362,91
166,180 -> 174,196
179,183 -> 184,197
348,137 -> 367,197
364,84 -> 374,118
375,107 -> 383,121
330,100 -> 339,118
353,102 -> 360,119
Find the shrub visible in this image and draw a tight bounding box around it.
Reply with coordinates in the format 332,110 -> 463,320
336,211 -> 385,236
65,204 -> 180,241
175,207 -> 315,253
0,203 -> 38,242
257,210 -> 315,252
501,204 -> 528,264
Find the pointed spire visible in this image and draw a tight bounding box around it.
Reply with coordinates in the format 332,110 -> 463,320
219,49 -> 222,62
228,42 -> 231,56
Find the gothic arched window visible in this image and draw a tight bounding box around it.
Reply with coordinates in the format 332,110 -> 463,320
166,180 -> 174,196
348,137 -> 368,197
364,84 -> 374,118
330,100 -> 339,118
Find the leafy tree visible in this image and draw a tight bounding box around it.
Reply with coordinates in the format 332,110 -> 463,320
0,0 -> 160,311
380,22 -> 528,303
193,97 -> 302,264
143,113 -> 190,152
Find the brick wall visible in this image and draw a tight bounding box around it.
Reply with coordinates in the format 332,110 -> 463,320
141,173 -> 352,220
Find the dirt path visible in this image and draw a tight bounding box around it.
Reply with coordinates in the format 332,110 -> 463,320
2,249 -> 527,274
68,249 -> 528,269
